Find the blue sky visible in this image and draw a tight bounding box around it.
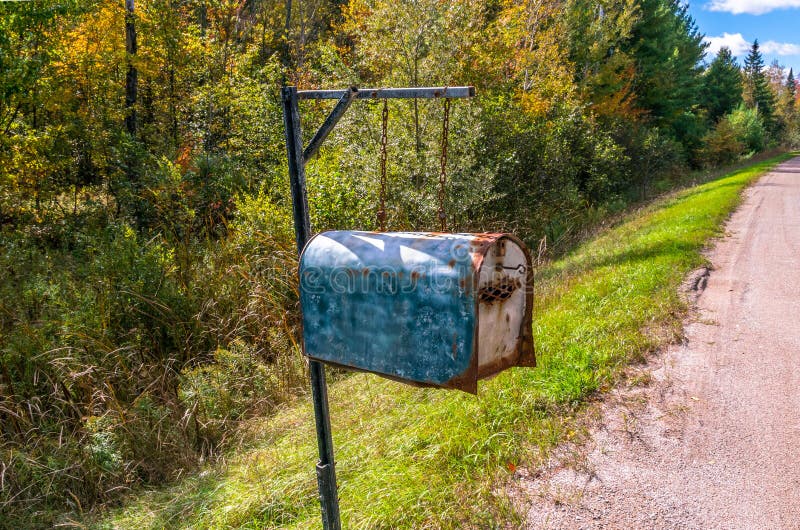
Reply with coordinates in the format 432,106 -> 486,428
687,0 -> 800,74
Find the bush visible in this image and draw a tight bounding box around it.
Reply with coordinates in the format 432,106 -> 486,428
783,117 -> 800,149
195,190 -> 300,363
633,127 -> 686,198
728,105 -> 766,153
178,341 -> 305,454
0,219 -> 203,525
699,117 -> 746,168
483,101 -> 630,248
0,186 -> 316,526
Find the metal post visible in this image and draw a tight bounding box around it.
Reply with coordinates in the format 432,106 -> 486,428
282,86 -> 311,250
281,84 -> 473,529
281,85 -> 341,530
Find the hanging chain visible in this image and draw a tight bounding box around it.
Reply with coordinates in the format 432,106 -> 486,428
437,97 -> 451,232
377,99 -> 389,231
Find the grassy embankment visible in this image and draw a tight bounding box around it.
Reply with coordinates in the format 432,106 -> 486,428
92,153 -> 795,529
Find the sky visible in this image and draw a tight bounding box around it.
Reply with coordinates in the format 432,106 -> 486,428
687,0 -> 800,75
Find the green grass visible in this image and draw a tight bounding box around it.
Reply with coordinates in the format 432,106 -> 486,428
90,153 -> 795,529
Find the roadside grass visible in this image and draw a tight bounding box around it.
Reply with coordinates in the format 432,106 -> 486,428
91,153 -> 795,529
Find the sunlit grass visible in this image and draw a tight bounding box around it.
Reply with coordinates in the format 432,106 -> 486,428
93,153 -> 795,529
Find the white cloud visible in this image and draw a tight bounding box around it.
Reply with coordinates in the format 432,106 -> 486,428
704,33 -> 800,59
704,32 -> 751,56
761,41 -> 800,55
706,0 -> 800,15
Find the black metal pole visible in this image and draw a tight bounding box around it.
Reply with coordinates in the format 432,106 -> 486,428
296,86 -> 475,100
281,84 -> 473,528
281,85 -> 341,530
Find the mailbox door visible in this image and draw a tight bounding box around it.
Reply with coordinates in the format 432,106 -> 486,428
475,236 -> 535,378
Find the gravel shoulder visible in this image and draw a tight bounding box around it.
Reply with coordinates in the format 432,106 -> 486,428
520,156 -> 800,529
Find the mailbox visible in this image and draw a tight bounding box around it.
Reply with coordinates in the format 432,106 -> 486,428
299,231 -> 535,393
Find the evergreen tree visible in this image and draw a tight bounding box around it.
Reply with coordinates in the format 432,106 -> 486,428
787,69 -> 796,111
742,40 -> 776,130
743,40 -> 765,86
624,0 -> 706,141
565,0 -> 639,120
701,47 -> 743,122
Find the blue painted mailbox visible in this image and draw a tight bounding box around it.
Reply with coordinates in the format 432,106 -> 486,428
299,231 -> 535,393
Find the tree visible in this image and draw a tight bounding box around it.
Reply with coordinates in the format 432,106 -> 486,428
701,47 -> 742,122
565,0 -> 640,121
768,64 -> 800,141
339,0 -> 486,154
124,0 -> 137,136
742,40 -> 776,132
784,69 -> 800,146
623,0 -> 706,136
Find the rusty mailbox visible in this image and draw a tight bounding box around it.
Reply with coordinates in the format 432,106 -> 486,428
298,231 -> 535,393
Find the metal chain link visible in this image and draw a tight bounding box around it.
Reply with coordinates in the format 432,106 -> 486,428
377,99 -> 388,231
437,97 -> 451,232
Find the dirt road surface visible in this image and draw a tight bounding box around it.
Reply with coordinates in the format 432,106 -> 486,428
521,156 -> 800,529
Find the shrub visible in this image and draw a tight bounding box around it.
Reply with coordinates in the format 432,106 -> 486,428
633,127 -> 686,199
699,117 -> 746,168
728,104 -> 766,153
484,102 -> 631,248
178,341 -> 305,454
0,220 -> 202,523
195,190 -> 301,364
783,117 -> 800,149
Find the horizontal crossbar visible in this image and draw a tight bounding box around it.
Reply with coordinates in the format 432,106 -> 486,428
297,86 -> 475,100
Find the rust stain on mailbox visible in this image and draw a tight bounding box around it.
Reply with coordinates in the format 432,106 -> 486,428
299,231 -> 535,393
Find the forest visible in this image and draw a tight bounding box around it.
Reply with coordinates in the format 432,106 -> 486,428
1,0 -> 799,526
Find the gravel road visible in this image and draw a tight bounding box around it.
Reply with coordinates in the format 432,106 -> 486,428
521,156 -> 800,529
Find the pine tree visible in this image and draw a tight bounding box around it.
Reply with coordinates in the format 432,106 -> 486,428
624,0 -> 706,140
701,47 -> 743,122
787,69 -> 796,111
743,40 -> 764,82
742,40 -> 776,131
565,0 -> 639,120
